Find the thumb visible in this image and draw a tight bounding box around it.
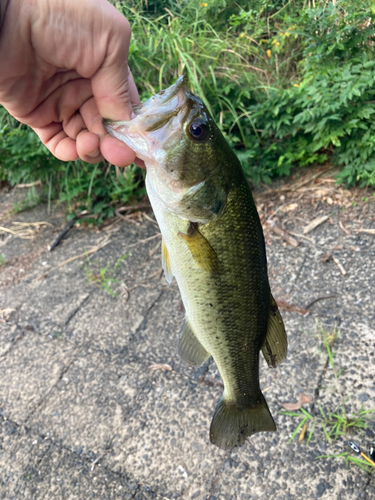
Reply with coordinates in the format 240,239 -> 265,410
91,13 -> 140,121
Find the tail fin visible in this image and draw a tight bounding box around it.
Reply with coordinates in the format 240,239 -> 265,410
209,393 -> 276,450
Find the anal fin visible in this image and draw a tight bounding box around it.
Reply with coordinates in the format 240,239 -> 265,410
262,293 -> 287,368
162,239 -> 173,284
178,318 -> 210,368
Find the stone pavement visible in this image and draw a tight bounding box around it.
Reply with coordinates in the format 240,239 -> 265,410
0,178 -> 374,499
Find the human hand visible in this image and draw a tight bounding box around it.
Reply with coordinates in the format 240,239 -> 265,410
0,0 -> 140,166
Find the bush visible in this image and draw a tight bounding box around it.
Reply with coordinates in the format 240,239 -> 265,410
0,0 -> 374,218
241,0 -> 375,186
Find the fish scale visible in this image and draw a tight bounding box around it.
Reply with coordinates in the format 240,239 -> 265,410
104,76 -> 287,450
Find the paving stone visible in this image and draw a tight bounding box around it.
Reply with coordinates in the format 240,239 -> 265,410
0,332 -> 78,423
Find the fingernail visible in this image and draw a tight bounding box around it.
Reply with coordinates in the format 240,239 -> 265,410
87,149 -> 100,158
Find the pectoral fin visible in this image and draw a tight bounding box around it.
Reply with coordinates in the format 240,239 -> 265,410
178,318 -> 210,368
178,222 -> 220,274
162,239 -> 173,284
261,293 -> 287,368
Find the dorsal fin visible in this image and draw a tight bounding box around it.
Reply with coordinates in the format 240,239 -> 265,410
261,293 -> 287,368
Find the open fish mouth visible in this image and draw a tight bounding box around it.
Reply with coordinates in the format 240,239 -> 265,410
131,75 -> 188,119
103,76 -> 194,163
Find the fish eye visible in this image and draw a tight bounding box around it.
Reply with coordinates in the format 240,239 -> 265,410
188,121 -> 207,141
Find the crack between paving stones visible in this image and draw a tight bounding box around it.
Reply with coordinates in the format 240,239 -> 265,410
61,290 -> 166,357
63,293 -> 91,328
0,413 -> 131,487
0,413 -> 52,473
36,433 -> 173,500
128,289 -> 165,344
3,290 -> 165,454
0,413 -> 138,494
59,288 -> 165,356
311,355 -> 330,416
364,475 -> 375,494
130,481 -> 178,500
131,484 -> 142,499
23,349 -> 83,425
0,414 -> 50,471
1,291 -> 93,359
0,326 -> 26,358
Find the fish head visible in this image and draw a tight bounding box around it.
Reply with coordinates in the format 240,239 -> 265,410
104,77 -> 233,217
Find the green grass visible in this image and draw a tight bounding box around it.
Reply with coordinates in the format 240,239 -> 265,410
82,254 -> 129,296
316,452 -> 375,474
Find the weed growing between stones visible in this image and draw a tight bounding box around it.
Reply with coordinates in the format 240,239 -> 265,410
280,322 -> 375,473
82,254 -> 129,297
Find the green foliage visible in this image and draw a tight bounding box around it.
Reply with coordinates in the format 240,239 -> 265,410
244,0 -> 375,186
316,451 -> 375,473
60,161 -> 146,224
1,0 -> 374,216
118,0 -> 375,186
12,187 -> 42,214
281,404 -> 374,446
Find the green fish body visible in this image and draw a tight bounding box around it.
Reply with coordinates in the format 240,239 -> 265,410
104,77 -> 287,449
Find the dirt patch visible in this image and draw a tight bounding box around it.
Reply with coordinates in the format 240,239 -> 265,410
253,166 -> 374,247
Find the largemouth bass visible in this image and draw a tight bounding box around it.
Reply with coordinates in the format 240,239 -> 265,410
104,76 -> 287,450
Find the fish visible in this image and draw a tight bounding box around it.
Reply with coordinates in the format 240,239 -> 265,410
103,76 -> 287,450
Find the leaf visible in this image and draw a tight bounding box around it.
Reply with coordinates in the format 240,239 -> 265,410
281,402 -> 301,411
149,363 -> 173,372
299,423 -> 308,442
283,203 -> 298,212
299,393 -> 312,405
288,416 -> 309,443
